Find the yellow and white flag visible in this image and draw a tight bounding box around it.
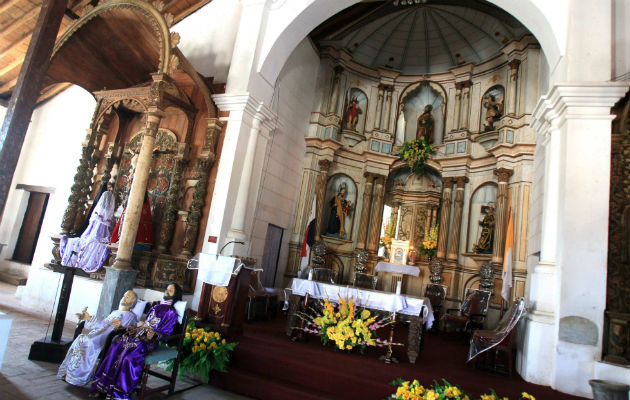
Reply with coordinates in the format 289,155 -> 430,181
501,210 -> 514,302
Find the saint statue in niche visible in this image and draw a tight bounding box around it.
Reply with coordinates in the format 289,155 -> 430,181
344,96 -> 362,130
416,105 -> 434,143
473,205 -> 495,254
326,184 -> 352,238
483,94 -> 504,131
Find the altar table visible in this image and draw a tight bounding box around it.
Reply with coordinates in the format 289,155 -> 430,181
286,278 -> 434,363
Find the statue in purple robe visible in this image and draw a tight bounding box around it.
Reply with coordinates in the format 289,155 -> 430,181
89,283 -> 182,399
60,188 -> 116,273
57,290 -> 138,386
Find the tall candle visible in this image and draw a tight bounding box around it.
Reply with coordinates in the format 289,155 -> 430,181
308,270 -> 313,281
395,280 -> 402,295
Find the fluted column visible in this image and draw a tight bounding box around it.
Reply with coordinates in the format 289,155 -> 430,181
447,177 -> 468,262
383,86 -> 393,132
492,168 -> 513,265
425,204 -> 433,232
366,176 -> 386,252
460,81 -> 472,130
437,178 -> 455,259
374,85 -> 385,130
507,60 -> 521,116
328,66 -> 344,115
453,83 -> 463,130
355,173 -> 374,249
113,109 -> 163,270
314,159 -> 333,241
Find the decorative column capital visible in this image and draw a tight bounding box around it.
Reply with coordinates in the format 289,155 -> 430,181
443,177 -> 456,189
456,80 -> 472,90
333,65 -> 344,76
318,159 -> 333,173
494,168 -> 514,183
455,176 -> 469,187
508,59 -> 521,70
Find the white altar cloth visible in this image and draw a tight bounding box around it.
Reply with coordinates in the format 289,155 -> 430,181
290,278 -> 434,328
374,261 -> 420,277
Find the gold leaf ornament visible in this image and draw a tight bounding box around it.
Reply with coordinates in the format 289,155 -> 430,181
170,32 -> 181,48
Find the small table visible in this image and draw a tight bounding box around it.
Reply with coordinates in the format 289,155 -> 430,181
286,278 -> 434,363
374,261 -> 420,293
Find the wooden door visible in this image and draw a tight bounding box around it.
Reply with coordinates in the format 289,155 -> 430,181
12,192 -> 49,264
261,224 -> 284,288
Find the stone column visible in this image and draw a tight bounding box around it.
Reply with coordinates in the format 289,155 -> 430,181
328,66 -> 344,115
453,83 -> 463,130
367,176 -> 386,252
374,85 -> 385,130
507,60 -> 521,116
383,86 -> 393,132
492,168 -> 513,265
226,111 -> 267,243
460,81 -> 472,130
355,173 -> 374,249
112,109 -> 163,270
314,159 -> 332,241
447,176 -> 468,262
437,178 -> 455,259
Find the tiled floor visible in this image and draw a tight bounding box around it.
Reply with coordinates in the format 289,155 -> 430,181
0,282 -> 252,400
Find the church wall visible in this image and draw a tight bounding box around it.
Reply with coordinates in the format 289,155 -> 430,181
613,0 -> 630,81
0,87 -> 95,283
248,39 -> 321,286
174,0 -> 241,84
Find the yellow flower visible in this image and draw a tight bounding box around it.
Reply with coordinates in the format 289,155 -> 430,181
360,309 -> 371,320
425,390 -> 439,400
221,339 -> 226,344
522,393 -> 535,400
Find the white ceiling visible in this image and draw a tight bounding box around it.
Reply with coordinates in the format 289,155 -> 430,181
321,4 -> 530,75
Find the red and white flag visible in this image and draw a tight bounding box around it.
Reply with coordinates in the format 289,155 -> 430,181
300,196 -> 317,269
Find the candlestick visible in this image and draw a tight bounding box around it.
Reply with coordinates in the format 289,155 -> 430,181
395,280 -> 402,295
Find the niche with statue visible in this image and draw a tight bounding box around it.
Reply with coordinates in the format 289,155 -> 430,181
322,174 -> 357,240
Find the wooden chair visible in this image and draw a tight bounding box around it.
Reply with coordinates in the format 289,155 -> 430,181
443,288 -> 491,333
424,284 -> 447,329
312,267 -> 337,284
352,272 -> 378,289
137,307 -> 190,399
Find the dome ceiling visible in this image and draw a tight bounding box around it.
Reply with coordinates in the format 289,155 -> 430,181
313,1 -> 532,75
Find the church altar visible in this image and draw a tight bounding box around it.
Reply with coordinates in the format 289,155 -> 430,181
286,278 -> 434,363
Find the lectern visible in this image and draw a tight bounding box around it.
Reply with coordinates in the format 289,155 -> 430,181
189,254 -> 253,333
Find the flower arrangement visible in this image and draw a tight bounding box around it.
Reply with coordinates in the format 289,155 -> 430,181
297,297 -> 403,353
397,138 -> 436,174
389,378 -> 536,400
168,321 -> 238,383
420,223 -> 439,258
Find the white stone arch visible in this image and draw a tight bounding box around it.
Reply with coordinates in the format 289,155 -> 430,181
257,0 -> 563,87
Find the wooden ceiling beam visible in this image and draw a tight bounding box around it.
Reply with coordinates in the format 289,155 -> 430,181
0,77 -> 18,95
0,33 -> 30,58
0,57 -> 22,76
0,0 -> 21,15
0,7 -> 39,39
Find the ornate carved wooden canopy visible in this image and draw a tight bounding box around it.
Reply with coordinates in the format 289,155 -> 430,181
43,0 -> 175,93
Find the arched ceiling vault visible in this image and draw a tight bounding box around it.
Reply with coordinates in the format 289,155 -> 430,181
312,0 -> 532,75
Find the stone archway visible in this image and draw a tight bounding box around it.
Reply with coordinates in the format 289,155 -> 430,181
257,0 -> 562,88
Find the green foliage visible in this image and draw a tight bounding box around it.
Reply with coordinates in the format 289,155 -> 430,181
166,321 -> 238,383
397,138 -> 437,174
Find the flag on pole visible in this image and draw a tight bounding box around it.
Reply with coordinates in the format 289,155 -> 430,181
501,210 -> 514,302
300,196 -> 317,270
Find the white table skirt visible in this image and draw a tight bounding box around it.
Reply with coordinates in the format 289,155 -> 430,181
374,262 -> 420,277
290,278 -> 434,328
